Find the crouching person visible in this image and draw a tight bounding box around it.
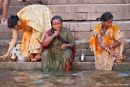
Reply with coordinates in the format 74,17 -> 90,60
41,15 -> 76,72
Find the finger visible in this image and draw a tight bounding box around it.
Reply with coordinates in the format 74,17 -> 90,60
2,57 -> 6,60
62,44 -> 66,47
62,47 -> 64,50
57,28 -> 60,31
61,46 -> 63,49
1,56 -> 5,59
61,45 -> 64,48
115,53 -> 119,57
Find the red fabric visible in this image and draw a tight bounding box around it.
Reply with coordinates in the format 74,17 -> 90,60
42,29 -> 52,52
42,29 -> 76,59
42,29 -> 76,71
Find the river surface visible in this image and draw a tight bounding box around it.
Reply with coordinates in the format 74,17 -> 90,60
0,70 -> 130,87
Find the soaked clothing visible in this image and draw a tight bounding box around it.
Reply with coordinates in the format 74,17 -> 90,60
42,27 -> 76,71
13,4 -> 52,59
90,24 -> 126,70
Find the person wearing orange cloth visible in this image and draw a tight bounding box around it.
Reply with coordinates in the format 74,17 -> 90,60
2,4 -> 52,62
90,12 -> 126,70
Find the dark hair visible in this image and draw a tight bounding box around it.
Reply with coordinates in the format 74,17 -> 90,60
97,12 -> 113,22
8,15 -> 19,28
51,15 -> 63,25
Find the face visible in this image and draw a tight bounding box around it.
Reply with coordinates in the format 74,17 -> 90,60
13,21 -> 21,29
102,18 -> 113,29
52,19 -> 62,31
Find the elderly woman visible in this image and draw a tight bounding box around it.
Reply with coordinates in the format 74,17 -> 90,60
2,4 -> 52,62
42,15 -> 76,72
90,12 -> 126,70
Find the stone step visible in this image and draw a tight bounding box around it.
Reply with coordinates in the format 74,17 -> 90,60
0,55 -> 95,62
10,0 -> 25,6
0,61 -> 130,71
0,40 -> 21,56
0,55 -> 130,71
0,24 -> 22,40
0,4 -> 130,21
46,0 -> 130,5
1,55 -> 130,62
0,38 -> 130,57
10,0 -> 47,6
49,4 -> 130,21
9,0 -> 130,6
63,21 -> 130,39
0,21 -> 130,40
75,39 -> 130,57
72,61 -> 130,71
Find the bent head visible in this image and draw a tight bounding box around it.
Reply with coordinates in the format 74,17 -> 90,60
51,15 -> 63,31
8,15 -> 20,29
100,12 -> 113,29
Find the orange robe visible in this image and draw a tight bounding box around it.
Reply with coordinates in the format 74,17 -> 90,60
90,24 -> 126,70
13,5 -> 52,59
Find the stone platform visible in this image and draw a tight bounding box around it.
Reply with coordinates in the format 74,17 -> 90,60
0,38 -> 130,57
0,61 -> 130,71
1,21 -> 130,40
1,4 -> 130,21
46,0 -> 130,4
0,0 -> 130,71
0,56 -> 130,71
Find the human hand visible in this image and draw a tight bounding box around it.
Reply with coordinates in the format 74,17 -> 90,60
100,42 -> 109,51
54,30 -> 60,37
1,53 -> 10,61
61,44 -> 68,49
109,50 -> 119,57
108,44 -> 113,49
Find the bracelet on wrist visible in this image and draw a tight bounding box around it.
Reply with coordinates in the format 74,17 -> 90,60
111,44 -> 113,48
107,49 -> 111,53
6,52 -> 10,55
67,44 -> 71,47
51,34 -> 55,39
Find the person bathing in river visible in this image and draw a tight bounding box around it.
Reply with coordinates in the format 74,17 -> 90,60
90,12 -> 126,70
2,4 -> 52,62
41,15 -> 76,72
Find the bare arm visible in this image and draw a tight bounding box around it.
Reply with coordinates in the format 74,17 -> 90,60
43,30 -> 60,46
2,0 -> 10,20
110,40 -> 121,48
97,31 -> 108,50
97,32 -> 103,45
97,31 -> 120,57
2,30 -> 18,60
43,34 -> 55,46
7,31 -> 18,54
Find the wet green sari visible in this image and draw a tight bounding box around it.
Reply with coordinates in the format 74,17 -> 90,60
42,27 -> 75,71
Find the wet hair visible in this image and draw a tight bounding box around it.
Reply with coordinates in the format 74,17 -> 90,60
51,15 -> 63,25
8,15 -> 19,28
97,12 -> 113,22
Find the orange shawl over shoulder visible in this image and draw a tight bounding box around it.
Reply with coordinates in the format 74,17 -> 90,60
90,24 -> 125,70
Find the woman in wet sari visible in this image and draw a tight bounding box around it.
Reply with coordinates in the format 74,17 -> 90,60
42,15 -> 76,72
90,12 -> 126,70
2,4 -> 52,62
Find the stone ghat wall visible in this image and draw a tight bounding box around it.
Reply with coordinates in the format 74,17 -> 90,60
0,62 -> 130,71
46,0 -> 130,4
0,0 -> 130,58
75,39 -> 130,58
1,4 -> 130,21
9,0 -> 130,6
0,21 -> 130,40
0,39 -> 130,58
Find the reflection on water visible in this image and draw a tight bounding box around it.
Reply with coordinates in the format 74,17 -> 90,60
0,70 -> 130,87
